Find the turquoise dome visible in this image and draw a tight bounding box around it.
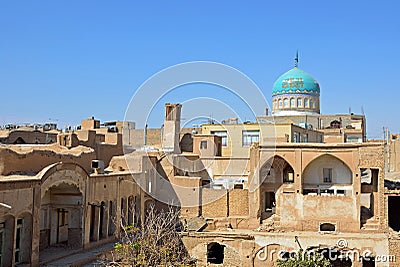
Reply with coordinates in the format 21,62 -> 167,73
272,68 -> 320,96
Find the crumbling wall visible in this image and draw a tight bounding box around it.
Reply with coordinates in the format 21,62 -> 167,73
0,130 -> 58,144
0,145 -> 95,175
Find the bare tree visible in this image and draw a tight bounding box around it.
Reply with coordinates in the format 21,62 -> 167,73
104,203 -> 195,266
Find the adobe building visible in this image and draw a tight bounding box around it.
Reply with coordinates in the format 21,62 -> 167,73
0,56 -> 399,267
166,57 -> 396,266
0,123 -> 59,145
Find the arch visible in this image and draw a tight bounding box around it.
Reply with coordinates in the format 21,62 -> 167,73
40,181 -> 84,248
303,154 -> 352,186
304,98 -> 309,108
260,155 -> 295,184
297,97 -> 303,107
13,137 -> 26,144
207,242 -> 224,264
330,120 -> 342,129
39,162 -> 89,199
290,97 -> 296,108
180,133 -> 193,152
283,98 -> 289,108
278,99 -> 283,108
99,201 -> 107,240
108,200 -> 116,237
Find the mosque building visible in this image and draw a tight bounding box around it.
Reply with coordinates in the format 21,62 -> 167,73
0,55 -> 398,267
272,52 -> 321,116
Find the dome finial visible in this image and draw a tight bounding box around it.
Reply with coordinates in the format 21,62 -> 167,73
294,50 -> 299,68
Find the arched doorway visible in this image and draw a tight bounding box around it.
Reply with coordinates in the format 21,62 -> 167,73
259,156 -> 294,219
40,182 -> 83,249
207,242 -> 224,264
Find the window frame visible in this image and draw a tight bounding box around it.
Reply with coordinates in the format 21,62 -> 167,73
323,168 -> 333,183
200,140 -> 208,149
290,98 -> 296,107
297,98 -> 303,107
242,130 -> 260,147
283,98 -> 289,108
211,131 -> 228,147
304,98 -> 309,108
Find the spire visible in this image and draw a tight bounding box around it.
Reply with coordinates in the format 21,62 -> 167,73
294,50 -> 299,68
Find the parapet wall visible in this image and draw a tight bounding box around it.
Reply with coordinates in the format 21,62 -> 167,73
0,145 -> 96,175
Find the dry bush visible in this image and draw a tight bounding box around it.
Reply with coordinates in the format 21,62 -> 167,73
104,204 -> 195,267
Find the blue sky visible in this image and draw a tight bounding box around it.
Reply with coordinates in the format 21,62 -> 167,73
0,1 -> 399,139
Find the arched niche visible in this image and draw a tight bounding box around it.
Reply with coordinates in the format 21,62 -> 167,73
260,156 -> 295,185
303,154 -> 352,185
302,155 -> 352,196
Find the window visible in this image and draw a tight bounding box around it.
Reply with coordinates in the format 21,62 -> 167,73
320,189 -> 334,195
283,166 -> 294,183
346,136 -> 361,143
302,133 -> 308,143
293,132 -> 300,143
58,208 -> 68,227
283,98 -> 289,108
310,99 -> 313,109
304,98 -> 309,108
337,189 -> 345,196
323,168 -> 333,183
211,131 -> 227,147
290,98 -> 296,107
278,100 -> 283,108
242,130 -> 259,147
297,98 -> 302,107
234,184 -> 243,189
200,140 -> 207,149
303,189 -> 318,195
320,223 -> 336,232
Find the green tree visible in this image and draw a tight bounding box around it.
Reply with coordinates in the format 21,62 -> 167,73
277,249 -> 332,267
